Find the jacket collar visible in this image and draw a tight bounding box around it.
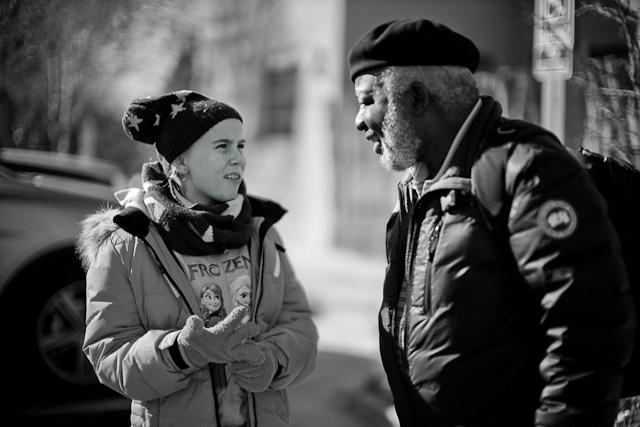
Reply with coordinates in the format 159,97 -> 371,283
408,98 -> 484,196
395,96 -> 504,210
449,95 -> 504,177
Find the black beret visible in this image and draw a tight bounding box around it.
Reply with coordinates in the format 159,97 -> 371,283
347,18 -> 480,82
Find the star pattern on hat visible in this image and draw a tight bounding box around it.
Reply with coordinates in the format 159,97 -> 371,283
175,91 -> 190,103
126,113 -> 143,132
170,102 -> 186,118
154,114 -> 161,126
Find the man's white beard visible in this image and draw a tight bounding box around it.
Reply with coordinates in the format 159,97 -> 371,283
379,100 -> 422,172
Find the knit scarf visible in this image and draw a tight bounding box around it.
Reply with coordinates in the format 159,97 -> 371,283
140,161 -> 252,255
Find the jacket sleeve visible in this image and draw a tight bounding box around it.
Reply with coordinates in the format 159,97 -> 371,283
82,230 -> 198,402
504,140 -> 636,427
257,228 -> 318,390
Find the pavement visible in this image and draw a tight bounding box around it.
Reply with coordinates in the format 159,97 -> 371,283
284,241 -> 398,427
286,241 -> 384,358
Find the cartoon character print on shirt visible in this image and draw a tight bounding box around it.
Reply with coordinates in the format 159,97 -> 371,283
177,249 -> 253,326
230,275 -> 251,323
200,282 -> 227,325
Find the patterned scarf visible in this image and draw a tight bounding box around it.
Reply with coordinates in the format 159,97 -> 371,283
141,161 -> 252,255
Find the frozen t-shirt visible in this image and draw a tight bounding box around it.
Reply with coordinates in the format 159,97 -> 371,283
178,246 -> 252,325
175,245 -> 253,427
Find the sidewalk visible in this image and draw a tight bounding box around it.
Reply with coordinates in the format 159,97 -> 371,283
284,241 -> 398,427
286,241 -> 385,358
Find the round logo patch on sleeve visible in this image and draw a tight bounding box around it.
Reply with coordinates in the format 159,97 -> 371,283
537,200 -> 578,239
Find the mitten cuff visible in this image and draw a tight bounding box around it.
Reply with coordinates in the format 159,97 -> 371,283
180,342 -> 209,368
160,330 -> 204,370
169,338 -> 190,370
177,316 -> 210,368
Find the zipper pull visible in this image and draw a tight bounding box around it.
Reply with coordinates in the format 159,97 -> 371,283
428,215 -> 444,262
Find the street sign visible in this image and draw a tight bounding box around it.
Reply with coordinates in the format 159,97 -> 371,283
533,0 -> 575,81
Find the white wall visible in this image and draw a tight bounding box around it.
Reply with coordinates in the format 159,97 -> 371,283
242,0 -> 346,249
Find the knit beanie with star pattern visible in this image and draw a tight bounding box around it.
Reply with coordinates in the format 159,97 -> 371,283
121,90 -> 243,163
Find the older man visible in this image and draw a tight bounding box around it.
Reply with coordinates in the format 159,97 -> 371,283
348,18 -> 635,427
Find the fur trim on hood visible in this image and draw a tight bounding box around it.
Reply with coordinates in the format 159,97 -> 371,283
76,204 -> 152,272
76,208 -> 123,272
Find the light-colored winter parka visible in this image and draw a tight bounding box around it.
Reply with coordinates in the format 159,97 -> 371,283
76,193 -> 318,427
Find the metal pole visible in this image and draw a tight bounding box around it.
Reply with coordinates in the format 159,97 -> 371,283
541,79 -> 566,143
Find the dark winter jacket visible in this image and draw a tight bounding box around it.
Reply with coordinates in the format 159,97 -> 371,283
77,192 -> 318,427
381,96 -> 635,427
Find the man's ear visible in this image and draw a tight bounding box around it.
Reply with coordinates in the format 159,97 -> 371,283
408,81 -> 430,115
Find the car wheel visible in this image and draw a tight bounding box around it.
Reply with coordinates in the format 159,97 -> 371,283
36,277 -> 95,386
0,248 -> 114,413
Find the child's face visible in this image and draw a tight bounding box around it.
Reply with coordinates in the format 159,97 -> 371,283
180,119 -> 246,204
202,288 -> 222,312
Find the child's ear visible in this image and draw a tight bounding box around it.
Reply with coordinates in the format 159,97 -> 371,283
172,155 -> 188,174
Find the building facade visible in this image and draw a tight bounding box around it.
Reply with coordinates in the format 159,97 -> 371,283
188,0 -> 636,256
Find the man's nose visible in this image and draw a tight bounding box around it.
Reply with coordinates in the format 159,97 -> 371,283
355,107 -> 366,132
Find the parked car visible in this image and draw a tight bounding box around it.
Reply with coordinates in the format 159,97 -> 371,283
0,148 -> 130,421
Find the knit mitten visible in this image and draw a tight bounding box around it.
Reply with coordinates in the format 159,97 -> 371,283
177,306 -> 264,368
230,344 -> 278,392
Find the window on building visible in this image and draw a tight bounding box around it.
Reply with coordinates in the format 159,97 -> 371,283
259,65 -> 298,136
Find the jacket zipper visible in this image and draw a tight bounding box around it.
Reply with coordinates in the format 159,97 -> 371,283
142,239 -> 195,316
141,238 -> 222,427
390,184 -> 407,332
424,214 -> 444,316
399,191 -> 446,370
248,241 -> 266,427
399,188 -> 426,375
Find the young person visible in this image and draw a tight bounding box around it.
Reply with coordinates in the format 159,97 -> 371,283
77,90 -> 318,427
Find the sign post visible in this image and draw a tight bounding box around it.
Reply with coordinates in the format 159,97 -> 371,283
533,0 -> 575,143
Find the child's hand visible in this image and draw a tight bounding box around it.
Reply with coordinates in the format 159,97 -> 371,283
178,306 -> 265,367
230,343 -> 277,392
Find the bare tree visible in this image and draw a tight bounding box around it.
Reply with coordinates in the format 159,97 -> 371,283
0,0 -> 188,162
573,0 -> 640,168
